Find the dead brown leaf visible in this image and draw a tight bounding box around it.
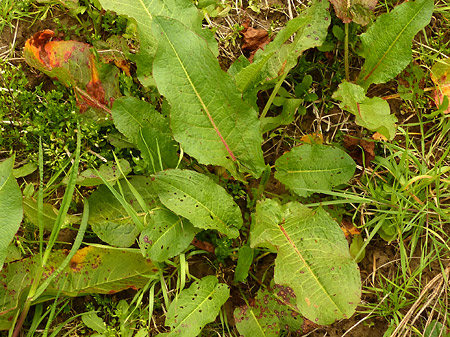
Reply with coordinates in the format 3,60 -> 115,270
343,135 -> 375,167
241,21 -> 270,62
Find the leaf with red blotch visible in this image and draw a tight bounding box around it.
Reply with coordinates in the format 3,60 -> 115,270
431,58 -> 450,114
329,0 -> 378,25
24,30 -> 119,113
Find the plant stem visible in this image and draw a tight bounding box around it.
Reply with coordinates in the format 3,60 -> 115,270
260,72 -> 288,122
344,22 -> 349,81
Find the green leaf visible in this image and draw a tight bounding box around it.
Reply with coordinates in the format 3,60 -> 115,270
358,0 -> 433,88
235,0 -> 330,95
161,275 -> 229,337
111,97 -> 163,144
0,157 -> 23,271
64,159 -> 131,187
153,169 -> 242,238
234,295 -> 280,337
12,162 -> 37,178
23,197 -> 80,230
98,0 -> 216,87
250,199 -> 361,324
137,127 -> 179,173
139,209 -> 196,262
234,246 -> 254,283
260,99 -> 304,134
152,17 -> 265,178
332,81 -> 397,139
0,246 -> 158,330
82,312 -> 107,333
274,144 -> 356,197
112,97 -> 179,172
88,176 -> 159,247
350,234 -> 365,263
234,286 -> 303,337
267,284 -> 303,332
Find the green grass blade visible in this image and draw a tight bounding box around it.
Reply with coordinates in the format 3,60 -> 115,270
32,199 -> 90,300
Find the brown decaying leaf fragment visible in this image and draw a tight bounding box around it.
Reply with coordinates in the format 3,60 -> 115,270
340,219 -> 361,238
191,237 -> 215,253
241,21 -> 271,62
343,135 -> 375,167
329,0 -> 378,25
24,30 -> 118,113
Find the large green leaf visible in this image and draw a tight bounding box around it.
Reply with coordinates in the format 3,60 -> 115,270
358,0 -> 433,88
235,0 -> 330,96
153,169 -> 242,238
139,209 -> 196,262
250,199 -> 361,324
0,157 -> 23,271
88,176 -> 159,247
112,97 -> 179,172
98,0 -> 215,86
0,246 -> 157,330
332,81 -> 397,139
274,144 -> 356,197
160,275 -> 229,337
112,97 -> 162,144
152,17 -> 265,178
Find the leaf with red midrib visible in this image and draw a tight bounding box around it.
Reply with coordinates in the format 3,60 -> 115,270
24,30 -> 119,113
152,17 -> 265,179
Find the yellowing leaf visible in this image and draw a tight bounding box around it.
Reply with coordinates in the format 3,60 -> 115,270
431,58 -> 450,114
24,30 -> 119,113
299,133 -> 323,145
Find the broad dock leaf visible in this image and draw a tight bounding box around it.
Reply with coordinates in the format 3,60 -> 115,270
98,0 -> 215,86
274,144 -> 356,197
112,97 -> 179,172
0,157 -> 23,271
0,246 -> 157,330
250,199 -> 361,324
88,176 -> 159,247
152,17 -> 265,178
358,0 -> 433,88
160,275 -> 229,337
153,169 -> 242,238
139,209 -> 196,262
333,81 -> 397,139
112,97 -> 160,144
